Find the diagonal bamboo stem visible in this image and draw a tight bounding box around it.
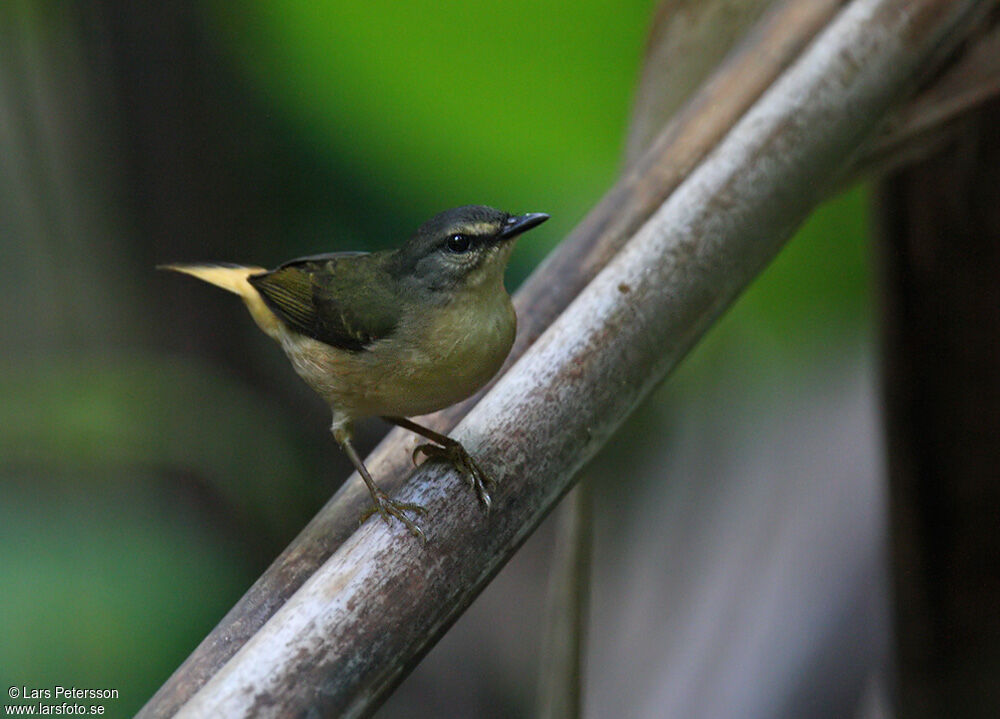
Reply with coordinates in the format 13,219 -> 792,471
159,1 -> 989,716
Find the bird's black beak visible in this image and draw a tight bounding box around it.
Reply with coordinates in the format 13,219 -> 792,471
500,212 -> 549,239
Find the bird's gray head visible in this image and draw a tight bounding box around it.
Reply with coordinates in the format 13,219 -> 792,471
391,205 -> 548,294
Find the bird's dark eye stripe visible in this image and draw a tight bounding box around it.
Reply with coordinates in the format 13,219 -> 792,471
446,233 -> 472,253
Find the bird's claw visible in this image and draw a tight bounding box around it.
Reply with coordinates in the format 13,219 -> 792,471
413,441 -> 495,513
359,490 -> 427,541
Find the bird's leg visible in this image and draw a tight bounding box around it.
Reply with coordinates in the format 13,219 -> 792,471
382,416 -> 494,513
334,428 -> 426,541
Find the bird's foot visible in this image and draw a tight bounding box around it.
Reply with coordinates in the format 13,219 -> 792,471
413,440 -> 495,513
359,490 -> 427,541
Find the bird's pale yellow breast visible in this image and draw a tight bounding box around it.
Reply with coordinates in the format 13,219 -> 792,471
277,279 -> 515,421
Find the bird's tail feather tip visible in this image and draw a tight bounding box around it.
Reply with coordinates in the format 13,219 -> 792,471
158,262 -> 266,295
158,261 -> 247,271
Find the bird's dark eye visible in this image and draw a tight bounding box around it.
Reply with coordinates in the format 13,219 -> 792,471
446,234 -> 472,253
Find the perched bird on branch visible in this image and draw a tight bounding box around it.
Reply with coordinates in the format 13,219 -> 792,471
162,205 -> 548,538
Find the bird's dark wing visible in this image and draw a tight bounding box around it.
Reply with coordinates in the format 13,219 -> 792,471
248,252 -> 400,352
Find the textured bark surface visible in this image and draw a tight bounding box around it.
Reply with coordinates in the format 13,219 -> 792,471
878,96 -> 1000,719
625,0 -> 782,163
854,20 -> 1000,180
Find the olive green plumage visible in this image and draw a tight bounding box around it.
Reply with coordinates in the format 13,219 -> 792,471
251,253 -> 401,352
161,205 -> 549,538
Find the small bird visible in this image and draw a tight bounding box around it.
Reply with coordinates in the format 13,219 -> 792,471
161,205 -> 548,538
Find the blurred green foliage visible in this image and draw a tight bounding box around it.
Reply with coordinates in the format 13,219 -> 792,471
207,0 -> 654,273
681,184 -> 872,388
0,356 -> 322,538
0,0 -> 871,716
1,477 -> 249,713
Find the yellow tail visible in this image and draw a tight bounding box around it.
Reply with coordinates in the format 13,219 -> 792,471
159,263 -> 282,338
158,263 -> 264,295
